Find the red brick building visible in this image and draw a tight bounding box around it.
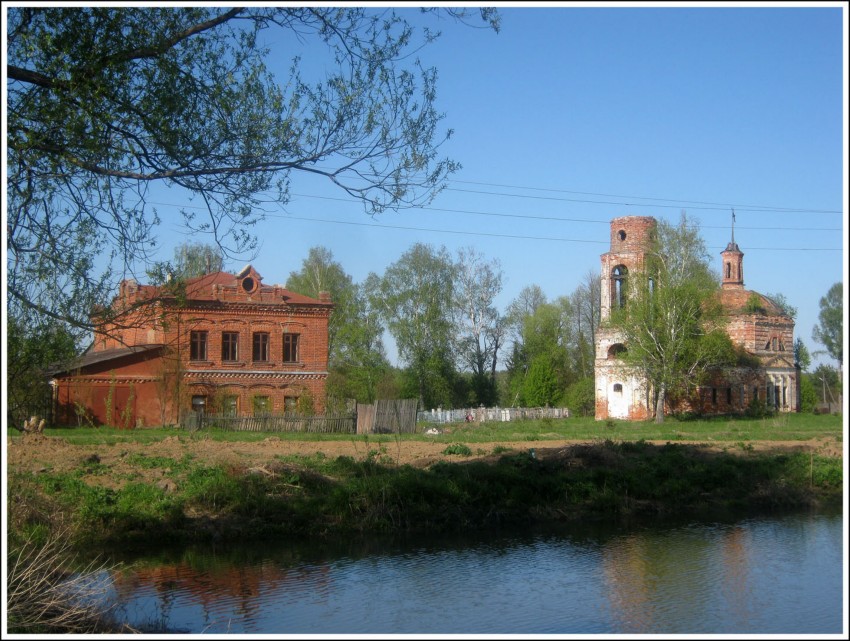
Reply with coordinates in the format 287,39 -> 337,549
595,216 -> 798,420
50,265 -> 332,427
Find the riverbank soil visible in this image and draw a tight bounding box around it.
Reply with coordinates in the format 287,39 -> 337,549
6,432 -> 843,492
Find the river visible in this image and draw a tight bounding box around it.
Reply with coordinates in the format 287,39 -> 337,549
101,509 -> 844,634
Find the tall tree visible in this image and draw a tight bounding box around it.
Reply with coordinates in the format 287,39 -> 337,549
453,247 -> 504,405
503,285 -> 547,405
504,284 -> 547,343
285,252 -> 391,405
171,242 -> 226,279
569,270 -> 601,379
609,213 -> 736,422
504,296 -> 576,407
329,276 -> 392,405
6,6 -> 500,339
371,243 -> 456,409
285,246 -> 357,361
810,364 -> 842,405
812,282 -> 843,367
794,338 -> 812,372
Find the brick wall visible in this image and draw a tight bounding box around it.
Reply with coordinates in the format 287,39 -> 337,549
60,267 -> 333,424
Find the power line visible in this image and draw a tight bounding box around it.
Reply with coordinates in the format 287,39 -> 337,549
273,167 -> 844,215
445,178 -> 844,215
443,185 -> 842,215
258,210 -> 842,251
260,212 -> 608,244
284,193 -> 842,232
145,195 -> 844,249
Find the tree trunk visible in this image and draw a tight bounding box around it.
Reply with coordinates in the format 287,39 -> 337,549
654,385 -> 666,423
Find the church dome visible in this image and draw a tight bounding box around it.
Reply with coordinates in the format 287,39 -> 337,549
718,288 -> 788,317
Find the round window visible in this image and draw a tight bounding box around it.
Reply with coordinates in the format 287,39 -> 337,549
242,277 -> 255,293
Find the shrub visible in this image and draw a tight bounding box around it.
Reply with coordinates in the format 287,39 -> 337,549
442,443 -> 472,457
745,396 -> 775,419
564,377 -> 595,417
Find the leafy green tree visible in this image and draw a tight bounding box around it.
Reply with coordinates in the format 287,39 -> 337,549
286,247 -> 357,360
329,275 -> 392,404
568,270 -> 601,379
522,356 -> 561,407
7,314 -> 78,429
506,296 -> 576,407
794,338 -> 811,372
171,243 -> 226,279
609,213 -> 736,422
798,375 -> 817,413
764,292 -> 797,319
6,6 -> 499,337
285,249 -> 391,404
810,364 -> 842,405
504,284 -> 547,344
564,376 -> 596,417
453,246 -> 504,406
371,243 -> 457,409
812,282 -> 843,366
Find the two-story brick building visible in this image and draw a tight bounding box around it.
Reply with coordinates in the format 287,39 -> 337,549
594,216 -> 798,420
49,265 -> 332,427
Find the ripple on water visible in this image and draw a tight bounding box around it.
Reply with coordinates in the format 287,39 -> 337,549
109,513 -> 843,634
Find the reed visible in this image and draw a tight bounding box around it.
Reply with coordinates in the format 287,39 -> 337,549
6,530 -> 136,634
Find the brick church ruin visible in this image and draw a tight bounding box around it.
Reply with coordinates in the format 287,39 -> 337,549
49,265 -> 332,427
595,216 -> 798,420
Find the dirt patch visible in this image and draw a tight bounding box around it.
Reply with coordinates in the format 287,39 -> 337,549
6,432 -> 843,491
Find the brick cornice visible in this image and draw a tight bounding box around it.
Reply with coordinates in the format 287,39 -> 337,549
184,370 -> 328,381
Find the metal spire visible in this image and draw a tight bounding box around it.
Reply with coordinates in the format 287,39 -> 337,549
731,208 -> 736,244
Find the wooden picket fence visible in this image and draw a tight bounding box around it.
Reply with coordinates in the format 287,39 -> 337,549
180,398 -> 420,434
356,399 -> 419,434
181,411 -> 356,434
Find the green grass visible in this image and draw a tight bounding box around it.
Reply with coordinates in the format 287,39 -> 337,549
8,434 -> 843,550
10,412 -> 843,447
428,412 -> 843,444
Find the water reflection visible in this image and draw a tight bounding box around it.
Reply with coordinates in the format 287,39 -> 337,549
103,512 -> 843,634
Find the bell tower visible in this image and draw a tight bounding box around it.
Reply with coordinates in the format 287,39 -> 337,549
721,212 -> 744,290
595,215 -> 656,421
600,216 -> 657,320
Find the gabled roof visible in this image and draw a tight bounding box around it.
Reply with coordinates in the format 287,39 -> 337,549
48,344 -> 164,377
124,264 -> 330,306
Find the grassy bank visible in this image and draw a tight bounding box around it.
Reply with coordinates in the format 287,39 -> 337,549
6,414 -> 843,634
8,438 -> 843,550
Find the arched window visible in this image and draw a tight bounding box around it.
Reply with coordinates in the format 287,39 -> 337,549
726,262 -> 731,279
612,265 -> 628,309
607,343 -> 627,359
613,383 -> 623,393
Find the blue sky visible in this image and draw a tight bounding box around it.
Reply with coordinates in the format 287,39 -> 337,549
124,4 -> 848,369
